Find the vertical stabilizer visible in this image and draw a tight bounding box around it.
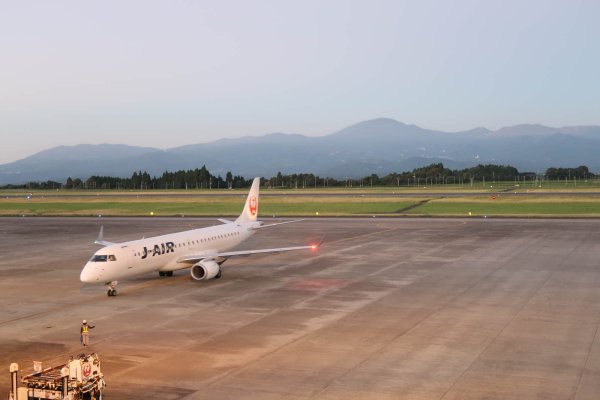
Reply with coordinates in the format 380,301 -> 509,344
236,177 -> 260,223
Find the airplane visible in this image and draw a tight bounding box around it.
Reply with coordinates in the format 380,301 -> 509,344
80,177 -> 317,296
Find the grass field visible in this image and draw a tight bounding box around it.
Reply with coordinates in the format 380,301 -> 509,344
408,196 -> 600,216
3,189 -> 600,217
0,196 -> 419,217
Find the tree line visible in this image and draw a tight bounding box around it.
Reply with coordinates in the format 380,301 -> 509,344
2,163 -> 597,190
264,163 -> 586,188
69,166 -> 251,190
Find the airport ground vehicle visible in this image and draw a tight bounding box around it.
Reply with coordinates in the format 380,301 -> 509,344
8,353 -> 105,400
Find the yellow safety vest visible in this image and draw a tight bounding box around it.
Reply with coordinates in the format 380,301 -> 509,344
82,325 -> 89,333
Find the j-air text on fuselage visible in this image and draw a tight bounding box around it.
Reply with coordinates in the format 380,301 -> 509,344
80,177 -> 318,296
141,241 -> 175,259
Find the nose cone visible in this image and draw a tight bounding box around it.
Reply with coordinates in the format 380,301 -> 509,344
80,262 -> 100,283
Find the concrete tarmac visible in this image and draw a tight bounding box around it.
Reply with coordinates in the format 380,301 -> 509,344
1,217 -> 599,399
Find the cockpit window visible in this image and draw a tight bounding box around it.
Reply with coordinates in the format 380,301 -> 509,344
90,254 -> 117,262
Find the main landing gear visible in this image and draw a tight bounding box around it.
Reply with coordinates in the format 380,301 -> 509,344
158,271 -> 174,277
106,281 -> 118,297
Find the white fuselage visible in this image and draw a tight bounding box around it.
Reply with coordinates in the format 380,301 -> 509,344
80,221 -> 258,283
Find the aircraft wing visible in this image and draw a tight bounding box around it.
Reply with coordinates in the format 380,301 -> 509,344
177,244 -> 317,264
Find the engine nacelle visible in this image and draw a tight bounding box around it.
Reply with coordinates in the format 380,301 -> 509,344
190,260 -> 220,281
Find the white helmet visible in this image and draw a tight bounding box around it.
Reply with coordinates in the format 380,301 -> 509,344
83,320 -> 87,324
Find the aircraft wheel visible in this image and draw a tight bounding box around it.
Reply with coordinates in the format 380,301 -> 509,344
166,271 -> 173,277
107,289 -> 117,296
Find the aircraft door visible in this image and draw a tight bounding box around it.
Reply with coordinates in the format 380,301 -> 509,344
118,246 -> 136,271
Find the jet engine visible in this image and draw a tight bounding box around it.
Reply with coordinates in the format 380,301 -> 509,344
190,260 -> 221,281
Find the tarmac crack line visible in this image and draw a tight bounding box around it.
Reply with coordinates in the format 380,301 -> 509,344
194,227 -> 484,396
569,258 -> 600,400
437,239 -> 587,400
571,317 -> 600,400
198,259 -> 433,392
308,234 -> 549,399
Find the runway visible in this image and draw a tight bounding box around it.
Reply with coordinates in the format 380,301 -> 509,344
1,217 -> 599,399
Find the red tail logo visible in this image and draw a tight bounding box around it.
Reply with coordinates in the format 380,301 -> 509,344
249,196 -> 257,216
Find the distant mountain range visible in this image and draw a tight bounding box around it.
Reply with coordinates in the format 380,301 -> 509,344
2,118 -> 600,185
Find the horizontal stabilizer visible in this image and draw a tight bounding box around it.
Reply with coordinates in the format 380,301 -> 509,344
217,218 -> 234,224
250,219 -> 304,230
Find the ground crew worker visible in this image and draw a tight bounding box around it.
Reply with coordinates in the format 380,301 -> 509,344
80,320 -> 95,346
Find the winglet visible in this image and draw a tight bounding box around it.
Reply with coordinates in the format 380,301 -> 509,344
94,226 -> 115,246
95,226 -> 104,244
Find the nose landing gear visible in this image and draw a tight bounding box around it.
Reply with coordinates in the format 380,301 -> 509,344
106,281 -> 118,296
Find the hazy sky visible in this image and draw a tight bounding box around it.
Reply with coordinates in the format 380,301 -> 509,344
1,0 -> 599,164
